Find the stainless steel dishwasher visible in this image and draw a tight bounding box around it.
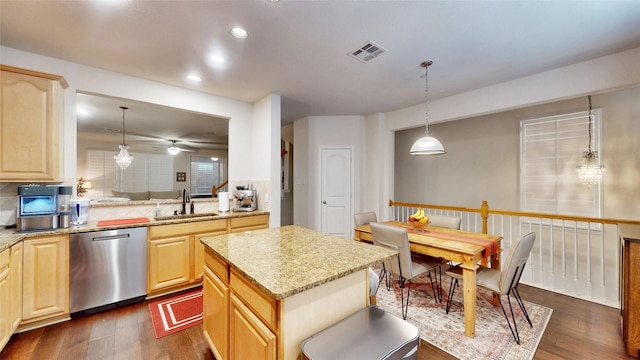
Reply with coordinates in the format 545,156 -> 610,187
70,227 -> 148,314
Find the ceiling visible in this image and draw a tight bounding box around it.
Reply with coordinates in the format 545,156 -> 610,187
76,93 -> 229,153
2,1 -> 640,127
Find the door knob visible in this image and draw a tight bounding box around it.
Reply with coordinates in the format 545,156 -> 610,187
322,201 -> 327,204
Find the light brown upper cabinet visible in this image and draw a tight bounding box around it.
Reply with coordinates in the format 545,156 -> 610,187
0,65 -> 68,182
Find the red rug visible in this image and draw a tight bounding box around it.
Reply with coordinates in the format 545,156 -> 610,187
148,289 -> 203,338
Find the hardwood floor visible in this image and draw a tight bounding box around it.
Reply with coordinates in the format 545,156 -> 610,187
1,285 -> 636,360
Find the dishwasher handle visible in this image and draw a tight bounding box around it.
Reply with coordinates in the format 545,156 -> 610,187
92,234 -> 131,242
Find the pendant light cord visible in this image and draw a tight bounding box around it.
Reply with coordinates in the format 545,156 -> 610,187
120,106 -> 128,146
587,95 -> 593,153
421,60 -> 432,136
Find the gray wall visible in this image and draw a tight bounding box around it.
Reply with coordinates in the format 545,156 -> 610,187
394,85 -> 640,220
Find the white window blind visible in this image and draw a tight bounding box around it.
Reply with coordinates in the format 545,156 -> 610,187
520,109 -> 602,217
147,154 -> 174,191
86,150 -> 174,197
190,157 -> 225,196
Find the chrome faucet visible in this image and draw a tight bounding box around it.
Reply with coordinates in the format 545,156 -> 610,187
181,189 -> 190,215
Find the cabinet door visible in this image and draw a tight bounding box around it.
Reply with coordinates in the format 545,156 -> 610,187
0,69 -> 63,181
148,235 -> 190,292
203,266 -> 229,360
9,242 -> 23,332
230,294 -> 276,360
22,235 -> 69,322
194,229 -> 227,280
0,249 -> 9,350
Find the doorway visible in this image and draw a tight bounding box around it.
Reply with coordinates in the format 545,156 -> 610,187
320,147 -> 352,238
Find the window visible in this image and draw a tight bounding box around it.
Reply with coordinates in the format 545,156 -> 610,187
520,109 -> 602,217
190,156 -> 226,197
86,150 -> 174,197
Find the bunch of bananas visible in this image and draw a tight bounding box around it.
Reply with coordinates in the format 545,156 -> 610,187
408,208 -> 429,224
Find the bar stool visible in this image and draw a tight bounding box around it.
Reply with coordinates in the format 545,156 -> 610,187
301,305 -> 419,360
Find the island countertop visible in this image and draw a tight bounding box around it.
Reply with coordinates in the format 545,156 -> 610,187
200,225 -> 397,300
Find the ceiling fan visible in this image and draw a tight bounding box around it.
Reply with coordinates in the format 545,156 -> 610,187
160,140 -> 195,155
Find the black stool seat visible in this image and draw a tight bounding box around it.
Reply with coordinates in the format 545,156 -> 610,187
301,305 -> 419,360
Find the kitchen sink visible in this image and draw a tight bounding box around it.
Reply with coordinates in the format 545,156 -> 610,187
154,212 -> 218,221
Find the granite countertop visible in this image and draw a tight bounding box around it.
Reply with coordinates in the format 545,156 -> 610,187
200,225 -> 398,300
0,210 -> 270,252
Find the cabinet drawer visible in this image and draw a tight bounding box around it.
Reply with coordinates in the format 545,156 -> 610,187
230,268 -> 277,331
229,215 -> 269,233
205,248 -> 229,284
150,219 -> 228,239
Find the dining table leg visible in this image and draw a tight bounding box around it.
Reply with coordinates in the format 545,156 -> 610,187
461,260 -> 480,337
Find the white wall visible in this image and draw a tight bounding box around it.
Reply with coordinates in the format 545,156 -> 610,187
250,94 -> 281,228
370,47 -> 640,221
293,118 -> 309,227
0,46 -> 280,226
294,115 -> 364,231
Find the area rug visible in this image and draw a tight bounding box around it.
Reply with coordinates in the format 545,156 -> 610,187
148,289 -> 203,338
375,270 -> 552,360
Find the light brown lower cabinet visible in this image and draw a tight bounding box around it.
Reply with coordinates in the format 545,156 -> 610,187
203,265 -> 229,360
20,234 -> 69,329
0,248 -> 10,351
203,245 -> 367,360
9,242 -> 22,332
230,293 -> 277,360
148,219 -> 228,296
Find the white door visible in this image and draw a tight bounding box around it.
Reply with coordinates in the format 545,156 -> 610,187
320,148 -> 352,238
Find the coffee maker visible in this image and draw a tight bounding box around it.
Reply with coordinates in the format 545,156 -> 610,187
233,185 -> 257,212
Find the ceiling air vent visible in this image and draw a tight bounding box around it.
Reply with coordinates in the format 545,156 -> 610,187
349,41 -> 387,63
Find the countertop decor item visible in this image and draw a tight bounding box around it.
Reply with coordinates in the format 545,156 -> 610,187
76,177 -> 91,197
409,60 -> 446,155
113,106 -> 133,169
576,95 -> 604,185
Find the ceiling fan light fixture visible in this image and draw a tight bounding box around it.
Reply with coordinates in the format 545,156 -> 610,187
410,60 -> 445,156
231,27 -> 248,39
114,106 -> 133,169
168,145 -> 181,155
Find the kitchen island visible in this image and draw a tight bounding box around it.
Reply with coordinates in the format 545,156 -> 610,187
200,225 -> 397,360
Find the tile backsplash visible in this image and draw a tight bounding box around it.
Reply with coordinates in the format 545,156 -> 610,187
0,183 -> 19,226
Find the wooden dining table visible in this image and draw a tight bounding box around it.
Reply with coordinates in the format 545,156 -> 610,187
354,221 -> 502,338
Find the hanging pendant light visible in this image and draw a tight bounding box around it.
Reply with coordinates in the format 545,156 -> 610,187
410,60 -> 446,155
114,106 -> 134,169
576,95 -> 604,185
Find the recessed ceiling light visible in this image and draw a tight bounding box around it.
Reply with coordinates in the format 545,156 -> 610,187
231,27 -> 248,39
210,55 -> 225,63
186,74 -> 202,83
76,107 -> 90,116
